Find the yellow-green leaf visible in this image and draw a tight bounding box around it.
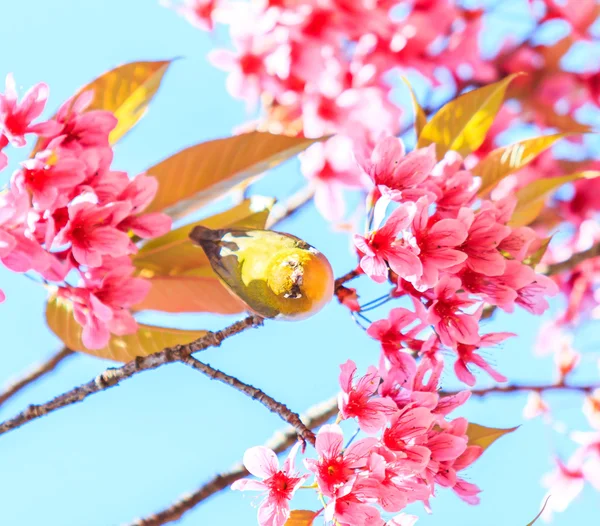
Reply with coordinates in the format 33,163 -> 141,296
466,423 -> 518,451
418,74 -> 521,158
475,134 -> 571,196
144,131 -> 321,220
524,236 -> 553,268
133,198 -> 273,314
46,294 -> 206,362
401,76 -> 427,138
510,171 -> 600,227
285,510 -> 318,525
84,60 -> 173,144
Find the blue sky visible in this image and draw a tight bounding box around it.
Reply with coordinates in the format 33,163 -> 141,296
0,0 -> 598,524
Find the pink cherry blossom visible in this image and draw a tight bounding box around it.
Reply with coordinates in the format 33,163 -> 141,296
209,36 -> 271,105
411,197 -> 468,288
14,152 -> 86,211
53,199 -> 133,267
523,392 -> 550,420
304,424 -> 376,498
427,276 -> 480,347
0,74 -> 60,147
43,91 -> 118,153
583,390 -> 600,430
232,443 -> 308,526
367,307 -> 424,370
338,360 -> 397,433
114,174 -> 172,239
382,405 -> 436,471
354,203 -> 421,284
453,332 -> 514,386
0,134 -> 8,171
360,448 -> 431,512
165,0 -> 219,31
541,459 -> 586,521
426,152 -> 479,215
324,486 -> 383,526
458,261 -> 536,313
356,137 -> 437,202
515,273 -> 559,315
60,258 -> 150,349
300,136 -> 367,221
455,208 -> 511,277
388,514 -> 418,526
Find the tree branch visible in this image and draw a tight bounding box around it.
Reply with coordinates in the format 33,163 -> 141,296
0,315 -> 264,437
181,355 -> 316,446
0,347 -> 74,409
443,382 -> 599,397
335,268 -> 362,291
266,185 -> 316,228
545,241 -> 600,276
129,396 -> 338,526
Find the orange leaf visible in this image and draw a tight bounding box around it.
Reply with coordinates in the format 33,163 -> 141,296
134,275 -> 245,314
510,171 -> 600,227
144,131 -> 321,220
32,60 -> 172,154
474,134 -> 572,196
466,423 -> 518,451
46,293 -> 206,362
133,198 -> 273,314
285,510 -> 318,525
418,74 -> 521,158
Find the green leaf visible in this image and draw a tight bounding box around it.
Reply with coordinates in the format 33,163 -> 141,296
134,197 -> 273,314
144,131 -> 322,220
466,423 -> 518,451
474,134 -> 571,196
46,293 -> 206,362
510,171 -> 600,227
418,74 -> 521,158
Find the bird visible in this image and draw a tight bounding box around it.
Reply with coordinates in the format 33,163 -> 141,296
190,225 -> 334,320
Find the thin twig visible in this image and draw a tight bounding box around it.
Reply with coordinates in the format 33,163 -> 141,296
443,382 -> 599,397
181,355 -> 316,446
334,268 -> 361,291
0,347 -> 74,409
545,241 -> 600,276
0,315 -> 264,437
266,185 -> 316,228
129,396 -> 338,526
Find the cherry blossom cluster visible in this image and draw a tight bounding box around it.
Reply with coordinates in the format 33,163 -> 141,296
0,75 -> 171,349
233,354 -> 481,526
167,0 -> 503,223
350,136 -> 557,385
